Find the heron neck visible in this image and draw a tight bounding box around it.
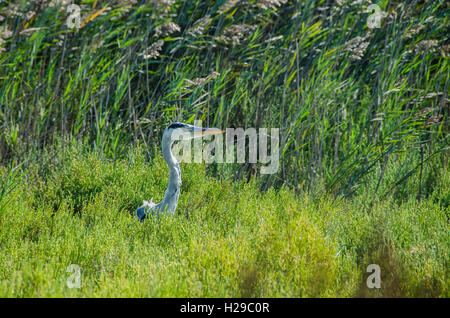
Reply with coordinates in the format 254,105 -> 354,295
161,138 -> 181,214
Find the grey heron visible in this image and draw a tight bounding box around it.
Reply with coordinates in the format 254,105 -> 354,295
136,122 -> 224,221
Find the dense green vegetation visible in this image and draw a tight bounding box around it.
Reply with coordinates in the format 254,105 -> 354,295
0,144 -> 448,297
0,0 -> 448,297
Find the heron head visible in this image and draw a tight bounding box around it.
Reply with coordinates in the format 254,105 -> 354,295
164,122 -> 224,143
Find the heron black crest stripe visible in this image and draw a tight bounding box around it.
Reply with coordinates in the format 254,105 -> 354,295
168,123 -> 186,130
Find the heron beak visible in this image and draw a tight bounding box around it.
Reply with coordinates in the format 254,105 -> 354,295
201,127 -> 224,135
191,126 -> 224,136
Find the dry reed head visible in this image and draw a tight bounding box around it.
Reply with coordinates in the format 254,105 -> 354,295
155,22 -> 181,38
140,40 -> 164,59
185,71 -> 220,87
402,24 -> 425,39
150,0 -> 175,13
218,24 -> 257,45
187,15 -> 211,37
256,0 -> 287,10
412,40 -> 438,55
344,36 -> 370,61
218,0 -> 241,13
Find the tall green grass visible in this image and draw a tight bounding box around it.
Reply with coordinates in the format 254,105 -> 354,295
0,0 -> 448,198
